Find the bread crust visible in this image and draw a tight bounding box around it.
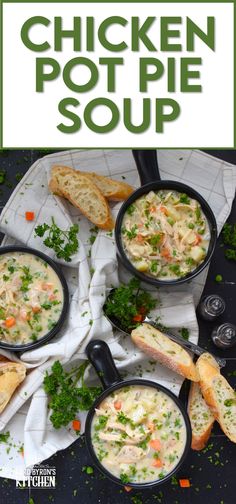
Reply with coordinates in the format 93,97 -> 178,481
131,323 -> 198,382
0,362 -> 26,413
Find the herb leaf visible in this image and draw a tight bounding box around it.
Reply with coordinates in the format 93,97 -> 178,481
35,218 -> 79,262
104,278 -> 157,333
43,360 -> 101,429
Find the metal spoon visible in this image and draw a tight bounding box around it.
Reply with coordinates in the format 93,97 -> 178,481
103,289 -> 226,368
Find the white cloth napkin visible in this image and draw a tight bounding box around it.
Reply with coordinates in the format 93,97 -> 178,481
0,149 -> 235,480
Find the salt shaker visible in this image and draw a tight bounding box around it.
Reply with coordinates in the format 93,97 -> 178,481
197,295 -> 226,321
211,323 -> 236,349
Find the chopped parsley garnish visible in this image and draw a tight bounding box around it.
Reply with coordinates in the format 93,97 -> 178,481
179,327 -> 190,340
122,225 -> 138,240
138,434 -> 151,450
169,264 -> 181,276
120,472 -> 129,484
20,266 -> 33,292
224,399 -> 235,407
41,300 -> 61,310
149,234 -> 161,246
94,415 -> 108,430
0,431 -> 10,443
186,257 -> 194,266
127,204 -> 136,216
195,206 -> 201,220
179,194 -> 190,204
150,260 -> 159,273
117,411 -> 132,425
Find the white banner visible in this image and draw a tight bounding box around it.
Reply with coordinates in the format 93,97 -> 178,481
2,2 -> 234,148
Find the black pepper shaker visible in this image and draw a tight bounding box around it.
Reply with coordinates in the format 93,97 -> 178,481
211,323 -> 236,349
197,295 -> 226,321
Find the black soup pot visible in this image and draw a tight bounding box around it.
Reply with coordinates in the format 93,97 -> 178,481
0,246 -> 69,352
115,150 -> 217,286
85,339 -> 191,489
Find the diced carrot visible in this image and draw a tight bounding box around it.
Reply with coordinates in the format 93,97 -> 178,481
179,479 -> 191,488
32,306 -> 41,314
160,206 -> 168,215
132,314 -> 143,322
25,211 -> 35,221
114,400 -> 122,410
150,206 -> 157,213
124,486 -> 132,493
152,458 -> 162,468
149,439 -> 161,451
42,282 -> 53,291
147,422 -> 155,432
137,234 -> 144,243
160,247 -> 170,258
194,235 -> 202,245
4,317 -> 16,328
72,419 -> 81,432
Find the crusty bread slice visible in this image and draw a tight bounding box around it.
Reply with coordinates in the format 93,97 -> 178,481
196,353 -> 236,443
131,323 -> 198,382
50,165 -> 133,201
49,167 -> 114,230
188,382 -> 215,450
0,361 -> 26,413
78,171 -> 133,201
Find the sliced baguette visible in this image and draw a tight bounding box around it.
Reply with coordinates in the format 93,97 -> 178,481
188,381 -> 215,450
196,353 -> 236,443
0,361 -> 26,413
49,166 -> 114,230
77,170 -> 133,201
50,165 -> 133,201
131,323 -> 198,382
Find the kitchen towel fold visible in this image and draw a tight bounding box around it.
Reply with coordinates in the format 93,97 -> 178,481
0,149 -> 235,480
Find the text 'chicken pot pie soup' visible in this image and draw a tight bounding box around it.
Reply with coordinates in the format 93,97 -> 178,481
91,385 -> 187,484
121,190 -> 210,280
0,252 -> 64,345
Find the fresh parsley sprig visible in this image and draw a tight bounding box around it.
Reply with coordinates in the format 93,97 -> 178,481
43,360 -> 101,429
35,217 -> 79,262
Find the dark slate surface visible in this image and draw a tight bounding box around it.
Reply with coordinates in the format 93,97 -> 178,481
0,149 -> 235,504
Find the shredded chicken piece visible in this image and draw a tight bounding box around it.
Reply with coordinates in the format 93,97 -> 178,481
116,445 -> 146,463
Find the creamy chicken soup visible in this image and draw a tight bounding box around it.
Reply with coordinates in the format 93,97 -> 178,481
122,190 -> 210,280
91,385 -> 187,484
0,252 -> 63,345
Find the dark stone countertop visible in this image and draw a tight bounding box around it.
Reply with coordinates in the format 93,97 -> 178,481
0,149 -> 235,504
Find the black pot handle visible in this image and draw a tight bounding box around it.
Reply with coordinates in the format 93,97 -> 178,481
132,149 -> 161,185
86,340 -> 122,390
